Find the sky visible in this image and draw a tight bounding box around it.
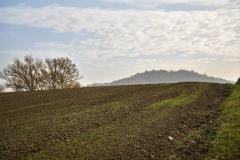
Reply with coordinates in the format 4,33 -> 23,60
0,0 -> 239,86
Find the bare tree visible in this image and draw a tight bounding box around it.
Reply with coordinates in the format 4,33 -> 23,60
0,55 -> 82,91
0,55 -> 44,91
5,77 -> 27,92
41,58 -> 60,89
44,57 -> 83,89
72,81 -> 81,88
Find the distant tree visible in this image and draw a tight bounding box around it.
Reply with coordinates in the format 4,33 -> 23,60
0,84 -> 5,93
236,77 -> 240,85
0,55 -> 44,91
43,57 -> 83,89
40,58 -> 59,90
0,55 -> 83,91
104,69 -> 234,86
72,81 -> 81,88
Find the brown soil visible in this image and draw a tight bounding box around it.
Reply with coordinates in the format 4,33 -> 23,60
0,82 -> 232,159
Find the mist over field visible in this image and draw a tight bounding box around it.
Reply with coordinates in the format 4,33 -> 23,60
87,69 -> 234,86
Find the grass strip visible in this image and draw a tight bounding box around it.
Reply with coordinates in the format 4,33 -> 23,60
144,83 -> 209,127
210,85 -> 240,159
147,83 -> 208,110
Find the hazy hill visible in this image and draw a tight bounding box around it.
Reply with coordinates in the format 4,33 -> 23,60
90,69 -> 234,86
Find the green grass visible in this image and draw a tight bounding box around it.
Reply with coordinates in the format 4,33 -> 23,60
152,83 -> 185,97
143,83 -> 208,127
210,85 -> 240,159
147,83 -> 208,110
178,130 -> 201,148
143,83 -> 209,127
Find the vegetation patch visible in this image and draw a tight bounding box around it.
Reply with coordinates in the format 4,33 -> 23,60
147,83 -> 208,110
178,130 -> 201,148
144,83 -> 209,126
209,85 -> 240,159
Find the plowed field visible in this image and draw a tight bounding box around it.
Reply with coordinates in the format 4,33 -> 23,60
0,82 -> 232,159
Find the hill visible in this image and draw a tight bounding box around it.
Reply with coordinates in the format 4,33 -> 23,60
90,70 -> 234,86
1,82 -> 239,159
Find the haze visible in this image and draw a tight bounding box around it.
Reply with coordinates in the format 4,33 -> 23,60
0,0 -> 239,85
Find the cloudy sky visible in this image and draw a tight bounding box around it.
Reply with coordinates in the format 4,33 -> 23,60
0,0 -> 239,85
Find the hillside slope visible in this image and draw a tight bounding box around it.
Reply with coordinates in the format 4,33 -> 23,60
0,82 -> 236,159
92,70 -> 234,86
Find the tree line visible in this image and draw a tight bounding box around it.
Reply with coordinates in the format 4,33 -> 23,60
0,55 -> 82,92
87,69 -> 236,87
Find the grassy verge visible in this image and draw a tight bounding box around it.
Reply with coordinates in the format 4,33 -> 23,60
210,85 -> 240,159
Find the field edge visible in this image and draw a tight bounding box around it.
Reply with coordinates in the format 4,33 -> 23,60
208,84 -> 240,159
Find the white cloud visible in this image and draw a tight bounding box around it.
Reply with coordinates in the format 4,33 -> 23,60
35,42 -> 75,50
0,50 -> 69,59
0,5 -> 239,60
104,0 -> 231,8
134,58 -> 157,66
223,57 -> 240,62
184,58 -> 218,63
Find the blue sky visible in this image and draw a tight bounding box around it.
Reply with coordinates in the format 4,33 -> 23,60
0,0 -> 240,85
